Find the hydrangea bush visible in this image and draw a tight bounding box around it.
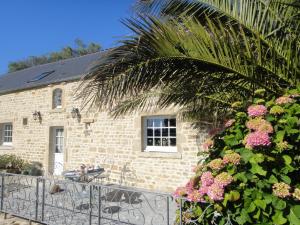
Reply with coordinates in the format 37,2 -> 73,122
174,88 -> 300,225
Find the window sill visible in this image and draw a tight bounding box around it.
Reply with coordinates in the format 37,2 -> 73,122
0,145 -> 14,151
138,151 -> 182,159
50,108 -> 65,114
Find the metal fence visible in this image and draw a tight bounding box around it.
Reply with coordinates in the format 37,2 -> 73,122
0,173 -> 180,225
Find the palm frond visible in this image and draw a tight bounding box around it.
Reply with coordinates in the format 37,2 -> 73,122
78,1 -> 299,122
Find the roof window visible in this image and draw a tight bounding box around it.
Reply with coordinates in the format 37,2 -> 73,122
27,70 -> 55,83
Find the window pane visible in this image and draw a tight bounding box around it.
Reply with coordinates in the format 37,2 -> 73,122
154,138 -> 161,146
162,138 -> 169,146
170,138 -> 176,146
147,138 -> 153,146
147,129 -> 153,136
162,119 -> 169,127
154,128 -> 161,137
170,128 -> 176,137
53,89 -> 62,108
154,119 -> 161,127
147,119 -> 153,127
3,124 -> 13,144
170,119 -> 176,127
162,128 -> 168,137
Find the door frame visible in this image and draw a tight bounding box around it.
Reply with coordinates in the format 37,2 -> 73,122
47,126 -> 67,175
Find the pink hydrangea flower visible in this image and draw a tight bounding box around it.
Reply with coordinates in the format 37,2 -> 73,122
273,182 -> 291,198
245,131 -> 271,148
185,179 -> 195,194
199,185 -> 209,196
187,190 -> 203,202
202,139 -> 213,152
223,153 -> 241,165
247,105 -> 267,117
200,171 -> 214,187
214,172 -> 233,188
208,159 -> 225,171
192,164 -> 203,173
207,183 -> 224,201
173,187 -> 187,198
224,119 -> 235,128
246,118 -> 273,133
275,96 -> 294,105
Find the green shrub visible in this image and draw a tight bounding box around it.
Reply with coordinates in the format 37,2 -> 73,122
174,88 -> 300,224
0,154 -> 27,173
0,154 -> 43,176
22,161 -> 43,176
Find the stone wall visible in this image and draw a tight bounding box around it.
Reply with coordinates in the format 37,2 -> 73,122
0,81 -> 208,192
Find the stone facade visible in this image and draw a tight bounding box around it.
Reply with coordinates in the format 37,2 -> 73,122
0,81 -> 208,192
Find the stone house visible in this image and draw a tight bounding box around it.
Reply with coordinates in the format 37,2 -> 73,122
0,52 -> 208,192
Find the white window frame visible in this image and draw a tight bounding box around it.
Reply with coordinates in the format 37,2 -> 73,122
53,88 -> 63,109
143,116 -> 177,153
2,123 -> 13,146
55,128 -> 64,153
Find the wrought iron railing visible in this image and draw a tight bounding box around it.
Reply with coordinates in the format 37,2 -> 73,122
0,173 -> 179,225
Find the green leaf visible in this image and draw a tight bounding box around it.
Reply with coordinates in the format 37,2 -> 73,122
264,194 -> 273,204
238,148 -> 254,163
250,153 -> 265,164
253,209 -> 261,219
268,175 -> 278,184
234,172 -> 248,183
229,190 -> 240,202
247,202 -> 256,213
272,211 -> 287,225
272,198 -> 286,210
276,131 -> 285,142
288,206 -> 300,225
254,199 -> 266,210
236,209 -> 252,225
224,134 -> 239,147
283,155 -> 292,165
250,163 -> 267,176
287,129 -> 300,134
194,205 -> 203,217
280,175 -> 291,184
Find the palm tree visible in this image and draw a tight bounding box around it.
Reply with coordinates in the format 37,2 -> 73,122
79,0 -> 300,123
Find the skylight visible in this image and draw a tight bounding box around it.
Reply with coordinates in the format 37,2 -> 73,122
27,70 -> 55,83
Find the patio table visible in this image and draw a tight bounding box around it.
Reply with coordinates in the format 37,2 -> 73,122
63,168 -> 105,183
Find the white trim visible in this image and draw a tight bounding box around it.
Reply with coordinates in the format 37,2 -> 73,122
144,146 -> 177,153
142,116 -> 177,153
1,123 -> 13,146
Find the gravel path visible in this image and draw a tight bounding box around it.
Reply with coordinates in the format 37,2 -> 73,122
0,213 -> 41,225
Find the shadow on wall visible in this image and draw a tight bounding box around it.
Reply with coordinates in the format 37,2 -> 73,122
95,155 -> 138,186
119,161 -> 137,186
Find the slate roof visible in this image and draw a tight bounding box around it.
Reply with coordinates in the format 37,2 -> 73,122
0,52 -> 103,95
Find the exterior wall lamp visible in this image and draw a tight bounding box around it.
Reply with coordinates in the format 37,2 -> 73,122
71,107 -> 81,119
33,111 -> 42,122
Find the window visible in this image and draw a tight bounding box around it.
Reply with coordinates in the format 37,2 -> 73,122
53,88 -> 63,109
1,123 -> 13,146
27,70 -> 55,83
143,116 -> 177,152
55,128 -> 64,153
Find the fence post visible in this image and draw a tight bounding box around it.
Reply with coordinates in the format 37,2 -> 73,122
98,186 -> 102,225
166,196 -> 170,225
89,185 -> 92,225
41,178 -> 45,221
0,174 -> 4,211
35,177 -> 40,221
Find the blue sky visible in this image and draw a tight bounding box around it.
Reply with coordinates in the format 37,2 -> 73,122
0,0 -> 135,75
